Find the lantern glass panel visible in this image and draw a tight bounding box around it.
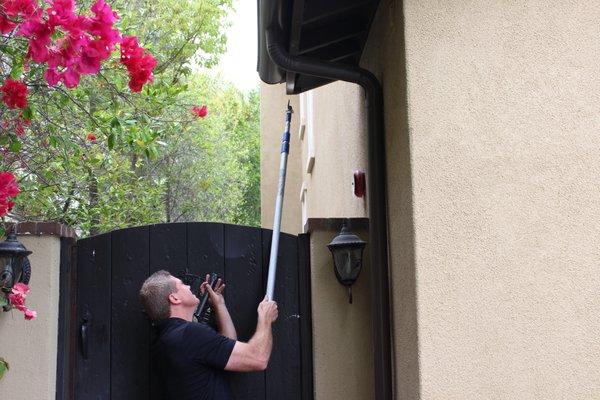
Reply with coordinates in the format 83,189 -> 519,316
333,247 -> 363,285
0,255 -> 24,290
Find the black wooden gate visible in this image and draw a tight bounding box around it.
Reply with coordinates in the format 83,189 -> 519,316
67,222 -> 313,400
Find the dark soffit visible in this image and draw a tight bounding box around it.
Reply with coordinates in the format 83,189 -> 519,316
257,0 -> 381,95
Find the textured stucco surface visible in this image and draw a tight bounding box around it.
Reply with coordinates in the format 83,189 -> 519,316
260,82 -> 303,234
302,82 -> 369,219
0,236 -> 61,400
260,80 -> 374,399
362,0 -> 600,398
310,230 -> 374,400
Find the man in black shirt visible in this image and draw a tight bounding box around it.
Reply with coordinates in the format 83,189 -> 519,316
140,270 -> 278,400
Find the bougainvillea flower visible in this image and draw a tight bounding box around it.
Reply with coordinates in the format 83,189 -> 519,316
24,308 -> 37,320
18,14 -> 54,63
4,0 -> 37,17
6,0 -> 153,98
8,292 -> 25,309
0,171 -> 20,207
12,283 -> 29,296
15,122 -> 25,136
128,65 -> 154,92
1,0 -> 38,33
62,67 -> 81,88
120,36 -> 156,92
86,132 -> 97,141
27,35 -> 52,63
46,0 -> 76,28
192,105 -> 208,118
8,284 -> 28,309
0,79 -> 28,109
44,68 -> 61,86
0,16 -> 17,34
79,39 -> 110,74
7,283 -> 36,318
90,0 -> 118,27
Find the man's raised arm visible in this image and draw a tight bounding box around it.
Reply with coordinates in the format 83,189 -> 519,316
225,297 -> 278,372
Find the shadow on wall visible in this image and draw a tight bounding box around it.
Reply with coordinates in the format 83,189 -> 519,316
362,1 -> 420,398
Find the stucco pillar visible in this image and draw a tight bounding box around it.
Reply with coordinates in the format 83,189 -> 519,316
308,224 -> 374,400
0,222 -> 75,400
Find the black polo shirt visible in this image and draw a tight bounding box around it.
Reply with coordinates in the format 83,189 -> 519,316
152,317 -> 236,400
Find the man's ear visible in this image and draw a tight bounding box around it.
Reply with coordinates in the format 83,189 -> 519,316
168,292 -> 181,305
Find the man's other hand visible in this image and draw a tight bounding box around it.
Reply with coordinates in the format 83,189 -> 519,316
257,297 -> 278,324
200,274 -> 226,308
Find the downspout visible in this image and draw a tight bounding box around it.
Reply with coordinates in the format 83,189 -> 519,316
266,27 -> 392,400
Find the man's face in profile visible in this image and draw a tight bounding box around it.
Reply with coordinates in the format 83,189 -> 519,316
170,276 -> 200,307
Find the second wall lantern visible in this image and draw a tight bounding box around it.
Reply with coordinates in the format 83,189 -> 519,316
327,225 -> 366,304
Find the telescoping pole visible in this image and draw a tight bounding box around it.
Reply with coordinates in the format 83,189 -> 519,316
265,101 -> 293,301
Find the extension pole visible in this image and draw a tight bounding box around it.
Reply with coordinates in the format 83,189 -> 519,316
265,101 -> 293,301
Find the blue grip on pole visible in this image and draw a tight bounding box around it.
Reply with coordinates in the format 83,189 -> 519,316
281,131 -> 290,153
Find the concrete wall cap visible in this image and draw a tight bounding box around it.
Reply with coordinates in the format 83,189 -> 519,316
6,221 -> 76,239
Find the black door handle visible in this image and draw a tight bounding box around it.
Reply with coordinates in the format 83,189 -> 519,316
80,316 -> 90,360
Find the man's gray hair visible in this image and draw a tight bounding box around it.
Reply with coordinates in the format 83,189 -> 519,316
139,270 -> 176,322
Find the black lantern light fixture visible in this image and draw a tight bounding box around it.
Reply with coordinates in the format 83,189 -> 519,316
327,225 -> 366,304
0,229 -> 32,296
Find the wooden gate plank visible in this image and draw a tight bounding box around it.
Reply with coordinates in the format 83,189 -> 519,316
149,223 -> 188,400
56,237 -> 76,400
264,230 -> 301,400
187,222 -> 225,284
75,233 -> 111,400
111,226 -> 150,400
297,233 -> 314,400
150,223 -> 188,274
224,224 -> 265,400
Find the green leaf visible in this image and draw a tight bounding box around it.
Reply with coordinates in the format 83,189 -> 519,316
0,357 -> 9,380
22,106 -> 34,121
9,56 -> 23,79
110,117 -> 121,129
107,133 -> 115,150
9,140 -> 22,153
0,45 -> 16,56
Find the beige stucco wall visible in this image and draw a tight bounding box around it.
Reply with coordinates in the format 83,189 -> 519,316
310,229 -> 373,400
261,80 -> 373,400
260,82 -> 303,233
361,0 -> 600,399
302,83 -> 369,220
0,235 -> 61,400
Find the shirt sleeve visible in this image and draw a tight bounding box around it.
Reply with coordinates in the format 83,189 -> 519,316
184,323 -> 236,369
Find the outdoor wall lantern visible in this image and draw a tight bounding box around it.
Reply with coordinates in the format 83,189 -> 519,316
327,225 -> 366,304
0,230 -> 32,296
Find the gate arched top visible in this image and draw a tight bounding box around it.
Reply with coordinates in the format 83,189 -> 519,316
79,221 -> 299,242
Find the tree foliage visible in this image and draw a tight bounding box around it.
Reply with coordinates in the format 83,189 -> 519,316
0,0 -> 261,236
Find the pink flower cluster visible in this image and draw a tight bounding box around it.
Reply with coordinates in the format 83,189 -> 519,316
0,79 -> 28,109
120,36 -> 156,92
0,171 -> 19,216
7,283 -> 36,320
0,0 -> 37,34
0,0 -> 155,97
191,104 -> 207,118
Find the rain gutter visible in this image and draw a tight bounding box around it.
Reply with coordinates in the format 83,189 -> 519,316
265,26 -> 393,400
